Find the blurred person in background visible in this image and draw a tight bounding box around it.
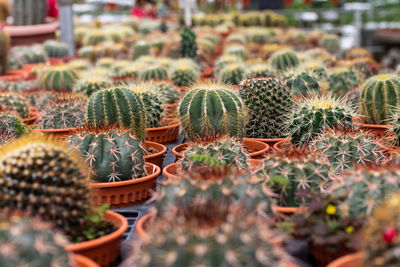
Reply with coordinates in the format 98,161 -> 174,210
132,0 -> 157,18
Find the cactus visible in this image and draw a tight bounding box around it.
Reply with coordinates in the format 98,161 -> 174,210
283,71 -> 321,96
239,77 -> 293,139
68,59 -> 92,72
152,81 -> 180,105
170,59 -> 200,87
350,57 -> 379,80
69,127 -> 147,182
12,0 -> 47,25
389,106 -> 400,146
95,57 -> 114,69
0,27 -> 9,75
245,63 -> 274,79
0,111 -> 25,143
260,44 -> 290,60
256,146 -> 332,207
39,65 -> 79,91
360,74 -> 400,125
129,83 -> 164,128
140,65 -> 168,81
0,134 -> 92,238
218,63 -> 245,85
0,93 -> 29,118
110,60 -> 130,77
345,87 -> 361,112
224,45 -> 248,60
43,40 -> 70,58
181,136 -> 250,171
12,44 -> 47,64
179,83 -> 247,140
82,29 -> 109,46
85,86 -> 146,141
117,63 -> 141,79
346,47 -> 372,60
132,40 -> 150,60
311,127 -> 385,173
73,74 -> 110,97
226,33 -> 247,44
270,50 -> 300,72
320,34 -> 340,53
289,94 -> 355,145
179,27 -> 197,58
329,164 -> 400,217
214,55 -> 243,76
328,68 -> 360,95
0,216 -> 70,267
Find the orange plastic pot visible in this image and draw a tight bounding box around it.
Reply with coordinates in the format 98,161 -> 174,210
144,141 -> 167,168
273,206 -> 307,215
65,211 -> 128,267
145,118 -> 180,144
327,252 -> 363,267
22,111 -> 40,125
273,139 -> 292,153
243,137 -> 291,150
353,116 -> 392,138
70,254 -> 99,267
136,213 -> 154,238
90,163 -> 161,209
162,103 -> 178,118
32,127 -> 78,139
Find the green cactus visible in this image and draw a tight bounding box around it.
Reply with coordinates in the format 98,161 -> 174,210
214,55 -> 243,76
389,106 -> 400,146
39,65 -> 79,91
283,71 -> 321,95
0,93 -> 29,118
360,74 -> 400,125
0,112 -> 25,143
350,57 -> 378,80
132,41 -> 150,60
270,50 -> 300,72
0,134 -> 92,238
140,65 -> 168,81
110,60 -> 130,77
0,28 -> 8,75
12,0 -> 47,25
346,47 -> 372,60
0,217 -> 70,267
328,68 -> 360,95
224,45 -> 248,60
320,34 -> 340,53
39,98 -> 86,129
118,63 -> 141,79
68,59 -> 92,72
239,77 -> 293,138
256,146 -> 332,207
311,127 -> 385,173
85,86 -> 146,141
43,40 -> 70,58
290,94 -> 355,145
226,33 -> 247,44
179,27 -> 197,58
170,59 -> 200,87
152,81 -> 180,105
95,57 -> 114,69
304,63 -> 328,81
73,74 -> 110,97
12,44 -> 47,64
82,29 -> 109,46
218,63 -> 245,85
245,63 -> 274,79
179,83 -> 246,140
69,128 -> 147,182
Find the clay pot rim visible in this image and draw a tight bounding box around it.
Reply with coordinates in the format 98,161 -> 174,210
377,141 -> 400,153
243,137 -> 292,143
353,115 -> 392,129
32,127 -> 78,133
69,254 -> 99,267
22,111 -> 40,123
4,21 -> 59,36
91,162 -> 161,188
145,118 -> 181,132
326,252 -> 363,267
144,141 -> 167,160
65,210 -> 128,252
136,213 -> 154,238
273,206 -> 308,214
273,139 -> 292,153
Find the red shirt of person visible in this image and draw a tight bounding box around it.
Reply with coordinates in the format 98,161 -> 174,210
47,0 -> 59,18
131,0 -> 156,18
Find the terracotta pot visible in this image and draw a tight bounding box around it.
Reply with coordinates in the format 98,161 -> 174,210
327,252 -> 363,267
243,137 -> 292,150
310,243 -> 356,267
5,21 -> 59,46
48,57 -> 67,65
353,116 -> 392,138
32,127 -> 78,139
22,111 -> 40,125
0,71 -> 23,81
136,213 -> 154,238
144,141 -> 167,168
273,206 -> 307,215
162,103 -> 178,118
90,163 -> 161,209
70,254 -> 99,267
111,76 -> 136,82
7,69 -> 30,80
273,139 -> 292,153
65,211 -> 128,267
145,118 -> 181,144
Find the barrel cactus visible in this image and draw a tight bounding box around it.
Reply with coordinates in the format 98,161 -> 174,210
0,93 -> 29,118
12,0 -> 47,25
152,81 -> 180,105
245,63 -> 274,79
68,59 -> 92,72
218,63 -> 245,85
290,94 -> 355,145
214,55 -> 243,76
360,74 -> 400,124
69,128 -> 147,182
118,63 -> 141,80
346,47 -> 372,60
82,29 -> 109,46
350,57 -> 379,80
328,68 -> 360,95
39,65 -> 79,91
73,74 -> 110,97
224,45 -> 248,60
85,86 -> 147,141
320,34 -> 340,53
96,57 -> 114,69
132,40 -> 150,60
43,40 -> 70,58
170,59 -> 200,87
179,83 -> 247,140
283,71 -> 321,96
270,50 -> 300,72
239,77 -> 293,139
140,65 -> 168,81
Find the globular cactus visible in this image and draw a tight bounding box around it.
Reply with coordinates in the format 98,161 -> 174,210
360,74 -> 400,124
226,33 -> 247,45
256,147 -> 332,207
179,27 -> 197,58
328,68 -> 360,95
110,60 -> 130,77
346,47 -> 372,60
224,45 -> 248,60
270,50 -> 300,72
304,63 -> 328,81
0,27 -> 9,75
68,59 -> 92,72
43,40 -> 70,58
12,0 -> 47,25
181,136 -> 250,171
132,40 -> 150,60
39,97 -> 86,129
0,134 -> 92,239
118,63 -> 141,79
0,93 -> 29,118
39,65 -> 79,91
170,59 -> 200,87
0,111 -> 25,143
239,77 -> 293,138
350,57 -> 379,80
289,94 -> 355,145
311,127 -> 385,173
218,63 -> 245,85
214,54 -> 243,76
69,127 -> 147,182
260,44 -> 290,60
129,83 -> 164,128
179,83 -> 247,140
283,71 -> 321,96
152,81 -> 180,105
95,57 -> 114,69
320,34 -> 340,53
245,63 -> 274,79
140,65 -> 169,81
12,44 -> 47,64
85,86 -> 146,141
82,29 -> 109,46
329,164 -> 400,217
0,217 -> 70,267
73,74 -> 110,97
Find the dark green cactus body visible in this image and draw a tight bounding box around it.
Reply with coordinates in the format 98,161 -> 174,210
153,82 -> 180,104
39,102 -> 85,129
40,65 -> 79,91
0,93 -> 29,118
73,75 -> 110,97
283,72 -> 321,95
137,91 -> 164,128
171,65 -> 199,86
85,87 -> 146,141
69,129 -> 146,182
179,84 -> 246,140
270,50 -> 299,72
320,34 -> 340,53
179,28 -> 197,58
12,0 -> 47,25
240,77 -> 293,138
132,41 -> 150,60
328,69 -> 360,95
218,63 -> 245,85
0,112 -> 25,143
140,65 -> 168,81
43,40 -> 70,58
360,74 -> 400,124
214,55 -> 242,76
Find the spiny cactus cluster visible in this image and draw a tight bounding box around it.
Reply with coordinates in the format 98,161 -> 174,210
132,41 -> 150,60
140,65 -> 169,81
69,127 -> 147,182
239,77 -> 293,138
320,34 -> 340,53
350,57 -> 379,80
170,59 -> 200,87
328,68 -> 360,95
0,93 -> 29,118
245,63 -> 274,78
224,45 -> 248,60
214,55 -> 243,76
283,71 -> 321,96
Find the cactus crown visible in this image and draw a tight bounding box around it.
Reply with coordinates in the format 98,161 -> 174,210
327,68 -> 360,95
151,81 -> 180,105
43,40 -> 70,58
170,58 -> 200,87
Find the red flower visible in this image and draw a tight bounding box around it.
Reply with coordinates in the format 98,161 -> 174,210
383,226 -> 398,244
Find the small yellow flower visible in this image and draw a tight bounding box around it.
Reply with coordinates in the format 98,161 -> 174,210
326,204 -> 336,215
346,226 -> 354,234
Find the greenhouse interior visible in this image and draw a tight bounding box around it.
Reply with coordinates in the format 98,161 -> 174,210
2,0 -> 400,266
